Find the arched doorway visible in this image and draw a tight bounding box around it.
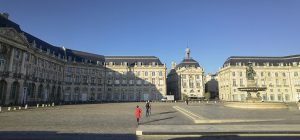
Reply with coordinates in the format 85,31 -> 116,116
11,81 -> 20,105
51,86 -> 56,102
56,86 -> 61,102
90,88 -> 95,101
74,87 -> 80,102
0,80 -> 7,105
43,85 -> 50,102
27,83 -> 36,101
38,84 -> 43,99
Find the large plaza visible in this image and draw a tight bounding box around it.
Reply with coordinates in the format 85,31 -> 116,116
0,102 -> 300,139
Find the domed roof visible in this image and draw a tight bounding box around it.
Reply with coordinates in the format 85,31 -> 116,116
176,58 -> 200,69
175,48 -> 201,69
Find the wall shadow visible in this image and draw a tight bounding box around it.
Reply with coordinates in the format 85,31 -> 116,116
0,131 -> 137,140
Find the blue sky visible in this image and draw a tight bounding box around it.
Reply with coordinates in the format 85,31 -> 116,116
1,0 -> 300,73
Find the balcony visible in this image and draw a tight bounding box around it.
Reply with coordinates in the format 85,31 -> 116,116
13,73 -> 22,79
0,71 -> 9,77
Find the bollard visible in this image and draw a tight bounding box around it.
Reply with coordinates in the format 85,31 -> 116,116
299,106 -> 300,110
207,101 -> 209,104
0,106 -> 1,112
19,106 -> 21,110
8,107 -> 11,111
13,107 -> 16,111
42,104 -> 45,108
175,101 -> 177,103
48,104 -> 51,107
215,101 -> 217,104
37,104 -> 39,108
25,104 -> 28,110
52,102 -> 55,107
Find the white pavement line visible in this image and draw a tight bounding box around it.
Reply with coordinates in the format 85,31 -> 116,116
173,106 -> 207,122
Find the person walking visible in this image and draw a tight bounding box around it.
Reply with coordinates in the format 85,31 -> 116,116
186,98 -> 189,105
145,101 -> 150,117
135,105 -> 142,125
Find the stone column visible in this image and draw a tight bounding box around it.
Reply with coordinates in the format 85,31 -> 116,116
18,81 -> 25,105
34,83 -> 39,101
8,47 -> 14,73
20,51 -> 26,75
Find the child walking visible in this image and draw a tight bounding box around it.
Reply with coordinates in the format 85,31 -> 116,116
135,105 -> 142,125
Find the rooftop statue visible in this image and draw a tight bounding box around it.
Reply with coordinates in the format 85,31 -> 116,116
246,62 -> 256,80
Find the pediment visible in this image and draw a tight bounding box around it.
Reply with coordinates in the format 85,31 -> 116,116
0,27 -> 29,46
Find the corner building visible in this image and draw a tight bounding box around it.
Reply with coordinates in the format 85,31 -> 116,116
218,55 -> 300,102
0,13 -> 166,105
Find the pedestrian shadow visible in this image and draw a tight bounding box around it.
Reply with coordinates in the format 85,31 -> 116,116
141,116 -> 176,125
150,111 -> 177,116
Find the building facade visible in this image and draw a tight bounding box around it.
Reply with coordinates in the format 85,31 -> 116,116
0,13 -> 166,106
167,48 -> 205,100
205,74 -> 219,99
218,55 -> 300,102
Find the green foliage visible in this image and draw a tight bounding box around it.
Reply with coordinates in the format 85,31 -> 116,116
182,94 -> 188,101
204,92 -> 211,100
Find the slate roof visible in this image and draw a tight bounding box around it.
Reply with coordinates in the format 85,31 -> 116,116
105,56 -> 163,66
176,58 -> 201,69
0,14 -> 105,64
224,55 -> 300,67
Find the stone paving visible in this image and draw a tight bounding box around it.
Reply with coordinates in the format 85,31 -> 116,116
1,102 -> 300,140
176,102 -> 300,125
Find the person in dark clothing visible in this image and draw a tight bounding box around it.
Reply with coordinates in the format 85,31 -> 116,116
145,101 -> 150,117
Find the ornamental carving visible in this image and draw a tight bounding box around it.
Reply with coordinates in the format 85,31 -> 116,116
0,28 -> 28,45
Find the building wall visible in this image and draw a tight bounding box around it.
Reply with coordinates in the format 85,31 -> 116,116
0,27 -> 166,106
167,67 -> 205,100
218,64 -> 300,102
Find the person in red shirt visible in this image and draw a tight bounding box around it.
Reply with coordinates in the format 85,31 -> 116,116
135,105 -> 142,125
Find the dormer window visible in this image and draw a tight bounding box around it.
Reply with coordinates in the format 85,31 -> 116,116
152,62 -> 156,66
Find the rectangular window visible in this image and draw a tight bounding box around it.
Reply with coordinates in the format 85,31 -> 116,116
159,71 -> 163,77
232,72 -> 235,77
152,71 -> 155,76
295,72 -> 299,77
145,72 -> 148,76
151,78 -> 155,84
159,79 -> 164,86
233,79 -> 237,87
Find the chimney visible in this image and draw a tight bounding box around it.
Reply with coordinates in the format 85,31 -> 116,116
1,13 -> 9,19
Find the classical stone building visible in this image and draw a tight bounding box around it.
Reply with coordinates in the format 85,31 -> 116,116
167,48 -> 205,100
105,56 -> 166,101
0,13 -> 166,106
218,55 -> 300,102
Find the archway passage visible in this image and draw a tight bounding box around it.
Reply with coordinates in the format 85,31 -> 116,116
56,86 -> 61,103
0,80 -> 7,105
11,81 -> 20,105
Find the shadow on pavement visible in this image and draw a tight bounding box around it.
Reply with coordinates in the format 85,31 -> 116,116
141,116 -> 176,125
0,131 -> 137,140
169,135 -> 300,140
